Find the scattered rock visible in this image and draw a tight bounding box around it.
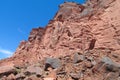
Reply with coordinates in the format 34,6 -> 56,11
45,58 -> 61,70
0,0 -> 120,80
44,77 -> 55,80
73,52 -> 85,63
24,75 -> 40,80
15,72 -> 26,80
92,56 -> 120,80
91,60 -> 97,66
104,72 -> 119,80
101,57 -> 114,65
84,61 -> 93,68
25,65 -> 43,76
44,68 -> 57,80
7,73 -> 15,80
0,64 -> 15,76
70,72 -> 81,79
101,57 -> 120,72
1,76 -> 7,80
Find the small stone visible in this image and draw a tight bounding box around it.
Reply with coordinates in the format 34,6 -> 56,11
7,74 -> 15,80
70,72 -> 81,79
24,75 -> 40,80
15,72 -> 25,79
44,77 -> 55,80
84,61 -> 92,68
1,76 -> 7,80
87,56 -> 93,61
91,60 -> 97,66
73,52 -> 85,63
44,68 -> 57,80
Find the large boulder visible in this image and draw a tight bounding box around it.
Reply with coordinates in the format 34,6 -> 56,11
0,63 -> 17,78
101,57 -> 120,72
25,65 -> 43,76
45,58 -> 61,70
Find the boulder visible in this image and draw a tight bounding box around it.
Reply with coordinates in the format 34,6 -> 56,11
93,57 -> 120,73
101,57 -> 120,72
25,65 -> 43,76
45,58 -> 61,70
0,64 -> 17,78
15,72 -> 26,80
0,64 -> 15,74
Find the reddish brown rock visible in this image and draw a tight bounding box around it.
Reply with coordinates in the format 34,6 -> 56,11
44,68 -> 57,80
0,63 -> 15,75
0,0 -> 120,80
24,75 -> 40,80
7,74 -> 15,80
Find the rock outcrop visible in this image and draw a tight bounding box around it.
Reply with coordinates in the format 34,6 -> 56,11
0,0 -> 120,80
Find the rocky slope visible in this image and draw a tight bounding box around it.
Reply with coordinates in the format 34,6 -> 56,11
0,0 -> 120,80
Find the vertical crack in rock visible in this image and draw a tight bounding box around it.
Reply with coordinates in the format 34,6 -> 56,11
88,39 -> 96,50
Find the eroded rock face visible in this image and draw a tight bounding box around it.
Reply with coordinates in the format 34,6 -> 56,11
4,0 -> 119,66
0,0 -> 120,79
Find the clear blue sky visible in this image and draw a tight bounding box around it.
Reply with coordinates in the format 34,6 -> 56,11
0,0 -> 85,60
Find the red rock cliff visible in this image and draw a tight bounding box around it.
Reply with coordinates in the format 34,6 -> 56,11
0,0 -> 120,70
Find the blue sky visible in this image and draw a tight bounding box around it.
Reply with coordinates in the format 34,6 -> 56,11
0,0 -> 85,60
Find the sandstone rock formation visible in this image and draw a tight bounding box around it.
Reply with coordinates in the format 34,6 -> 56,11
0,0 -> 120,80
